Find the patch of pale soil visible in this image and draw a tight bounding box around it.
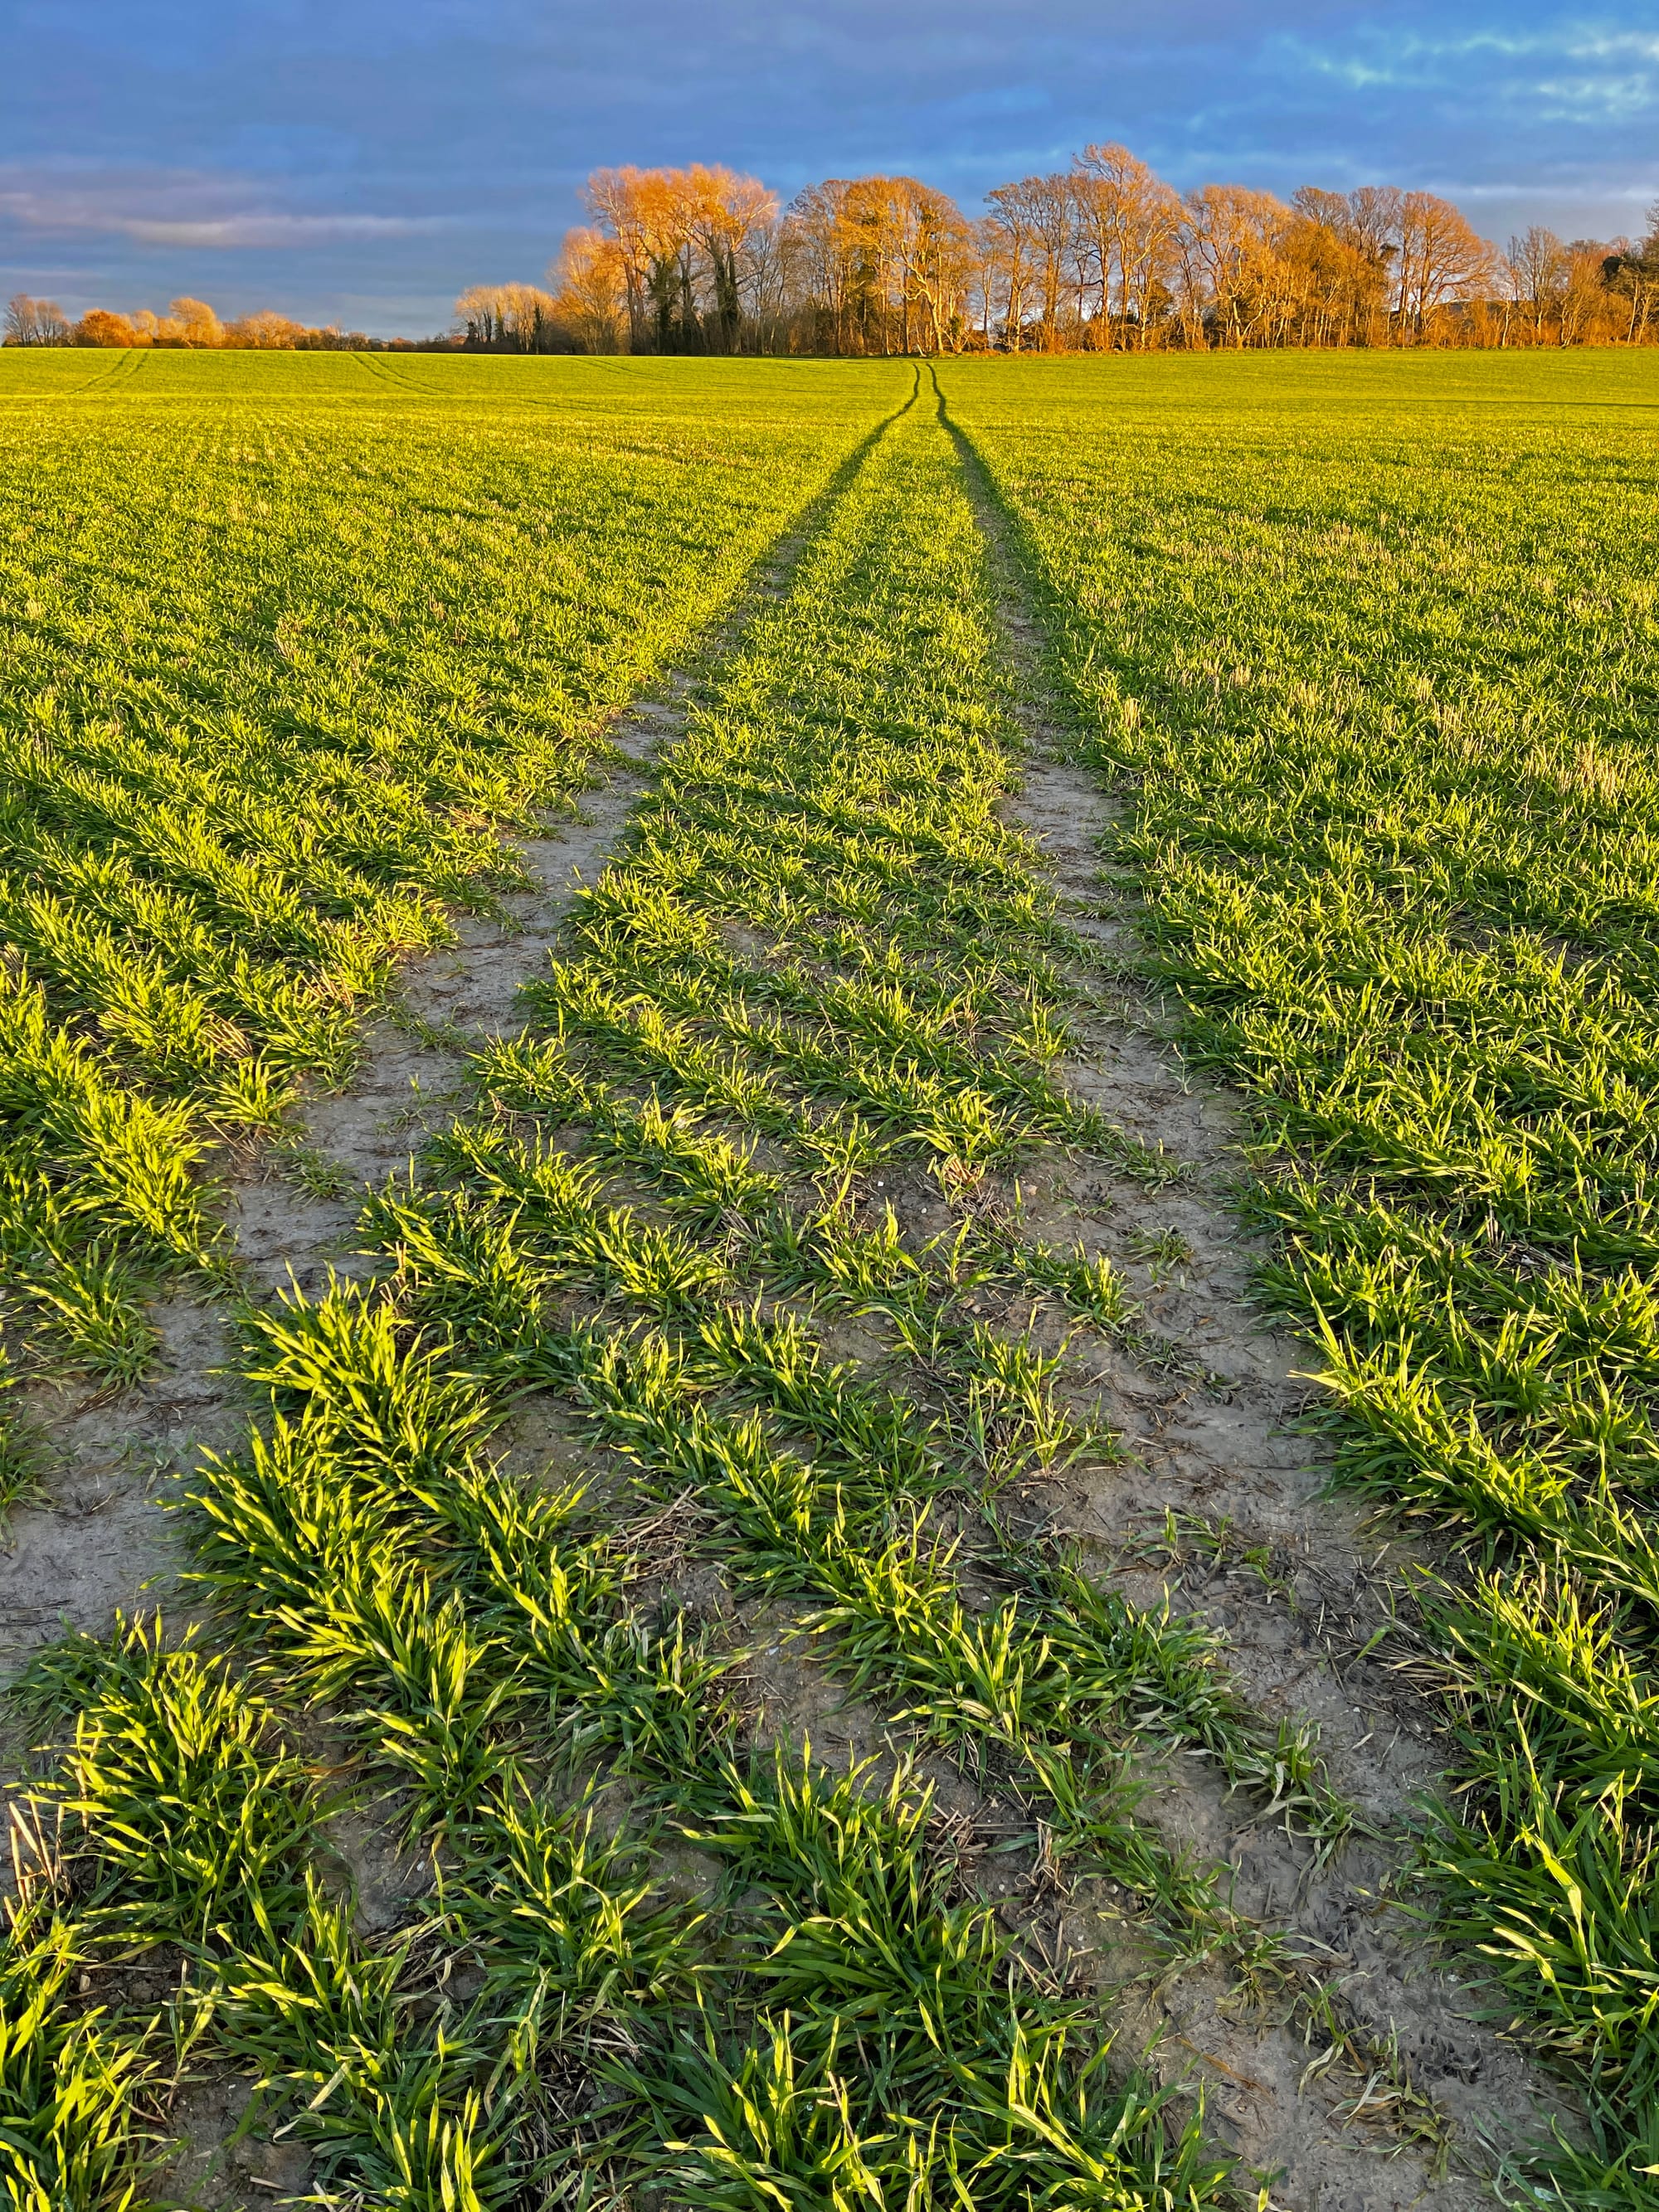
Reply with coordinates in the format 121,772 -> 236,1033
226,698 -> 675,1305
163,2073 -> 311,2210
324,1801 -> 438,1936
0,1298 -> 237,1692
228,494 -> 822,1310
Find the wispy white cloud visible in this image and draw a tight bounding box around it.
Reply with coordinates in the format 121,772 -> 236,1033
1277,19 -> 1659,115
0,173 -> 449,250
1406,29 -> 1659,63
118,212 -> 445,246
1530,71 -> 1657,121
1455,177 -> 1659,202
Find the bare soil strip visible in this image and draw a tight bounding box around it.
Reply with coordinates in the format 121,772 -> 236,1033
1010,753 -> 1554,2209
0,755 -> 660,1695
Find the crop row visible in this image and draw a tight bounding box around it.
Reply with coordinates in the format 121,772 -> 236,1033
0,357 -> 904,1485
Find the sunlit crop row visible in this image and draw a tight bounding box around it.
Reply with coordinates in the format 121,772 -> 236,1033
947,345 -> 1659,2205
0,351 -> 891,1482
6,340 -> 1644,2204
0,358 -> 1287,2206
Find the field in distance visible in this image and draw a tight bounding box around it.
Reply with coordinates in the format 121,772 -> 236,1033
0,345 -> 1654,2210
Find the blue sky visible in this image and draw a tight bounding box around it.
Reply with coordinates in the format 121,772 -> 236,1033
5,1 -> 1657,335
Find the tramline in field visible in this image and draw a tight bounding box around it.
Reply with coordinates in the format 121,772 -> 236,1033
946,347 -> 1659,2203
0,344 -> 1653,2209
0,351 -> 901,1423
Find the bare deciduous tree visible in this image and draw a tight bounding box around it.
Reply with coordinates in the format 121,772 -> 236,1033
1394,194 -> 1495,340
547,230 -> 627,352
1506,226 -> 1567,343
1073,143 -> 1182,348
1177,187 -> 1291,348
454,283 -> 565,352
4,294 -> 71,345
581,166 -> 780,354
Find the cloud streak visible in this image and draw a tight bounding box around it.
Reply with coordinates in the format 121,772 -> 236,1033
1276,19 -> 1659,115
0,177 -> 446,250
112,213 -> 445,248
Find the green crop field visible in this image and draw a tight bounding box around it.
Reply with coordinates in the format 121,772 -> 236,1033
0,352 -> 899,1403
946,348 -> 1659,2204
0,345 -> 1655,2210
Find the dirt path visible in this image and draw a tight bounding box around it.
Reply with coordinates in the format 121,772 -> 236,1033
1013,750 -> 1552,2209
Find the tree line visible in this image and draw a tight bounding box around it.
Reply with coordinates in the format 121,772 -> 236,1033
2,294 -> 397,352
457,150 -> 1658,356
10,151 -> 1654,359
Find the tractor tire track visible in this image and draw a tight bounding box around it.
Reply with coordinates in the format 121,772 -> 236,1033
0,416 -> 905,1699
936,363 -> 1569,2210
